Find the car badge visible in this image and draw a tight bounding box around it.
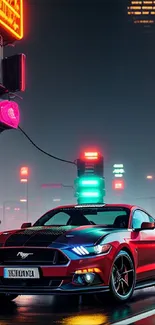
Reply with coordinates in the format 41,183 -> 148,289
17,252 -> 33,259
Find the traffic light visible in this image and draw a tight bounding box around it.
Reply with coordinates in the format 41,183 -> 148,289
77,152 -> 104,177
75,151 -> 105,204
2,54 -> 26,92
0,100 -> 20,133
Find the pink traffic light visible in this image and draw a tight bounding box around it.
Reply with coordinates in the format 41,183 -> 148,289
0,100 -> 20,128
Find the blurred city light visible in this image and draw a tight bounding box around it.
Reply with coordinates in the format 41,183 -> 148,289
20,166 -> 29,177
113,164 -> 125,178
20,178 -> 28,183
112,179 -> 125,190
146,175 -> 153,179
127,0 -> 155,26
20,199 -> 27,203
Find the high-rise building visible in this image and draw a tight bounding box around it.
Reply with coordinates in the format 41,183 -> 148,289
127,1 -> 155,27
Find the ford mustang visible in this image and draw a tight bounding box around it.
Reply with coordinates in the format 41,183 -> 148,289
0,203 -> 154,303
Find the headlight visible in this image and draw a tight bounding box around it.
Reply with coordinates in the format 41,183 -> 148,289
72,246 -> 89,256
94,244 -> 111,254
72,244 -> 111,256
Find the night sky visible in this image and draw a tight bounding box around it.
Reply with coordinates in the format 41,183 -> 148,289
1,0 -> 155,221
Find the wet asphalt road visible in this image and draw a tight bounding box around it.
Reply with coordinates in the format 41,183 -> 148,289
0,289 -> 155,325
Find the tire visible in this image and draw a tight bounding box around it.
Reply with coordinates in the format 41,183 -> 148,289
109,250 -> 135,303
0,294 -> 18,302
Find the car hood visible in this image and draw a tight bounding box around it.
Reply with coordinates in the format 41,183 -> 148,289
1,225 -> 125,247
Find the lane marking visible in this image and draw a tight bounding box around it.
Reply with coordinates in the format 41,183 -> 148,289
111,309 -> 155,325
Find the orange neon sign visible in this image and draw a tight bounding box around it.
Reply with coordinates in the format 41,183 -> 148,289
0,0 -> 23,40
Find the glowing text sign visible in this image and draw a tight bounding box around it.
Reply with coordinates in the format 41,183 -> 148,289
0,0 -> 23,40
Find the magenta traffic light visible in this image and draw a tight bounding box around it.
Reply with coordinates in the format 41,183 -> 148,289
0,100 -> 20,131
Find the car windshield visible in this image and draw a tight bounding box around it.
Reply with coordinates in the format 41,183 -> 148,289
33,207 -> 130,228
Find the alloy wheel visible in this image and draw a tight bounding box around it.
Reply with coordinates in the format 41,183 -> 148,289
110,251 -> 135,301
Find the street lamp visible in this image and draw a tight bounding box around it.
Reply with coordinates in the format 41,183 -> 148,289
20,166 -> 29,221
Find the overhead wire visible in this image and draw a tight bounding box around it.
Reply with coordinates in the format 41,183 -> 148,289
18,126 -> 76,166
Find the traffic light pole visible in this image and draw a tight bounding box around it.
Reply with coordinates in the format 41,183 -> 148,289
26,180 -> 29,222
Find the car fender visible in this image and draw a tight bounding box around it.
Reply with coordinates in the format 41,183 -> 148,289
107,243 -> 137,284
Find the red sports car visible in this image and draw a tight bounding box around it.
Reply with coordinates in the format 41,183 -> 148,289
0,203 -> 154,303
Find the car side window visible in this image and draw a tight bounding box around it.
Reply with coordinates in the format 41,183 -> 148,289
44,212 -> 70,226
132,210 -> 154,229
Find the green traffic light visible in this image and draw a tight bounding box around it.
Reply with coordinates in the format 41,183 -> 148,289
74,175 -> 105,205
77,176 -> 103,188
81,180 -> 99,185
81,191 -> 101,198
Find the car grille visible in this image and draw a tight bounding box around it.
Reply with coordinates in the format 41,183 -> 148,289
0,248 -> 69,266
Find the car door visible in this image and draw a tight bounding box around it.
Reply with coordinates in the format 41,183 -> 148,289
131,209 -> 155,281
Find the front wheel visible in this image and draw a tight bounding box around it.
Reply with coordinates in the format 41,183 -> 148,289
109,250 -> 135,303
0,294 -> 18,302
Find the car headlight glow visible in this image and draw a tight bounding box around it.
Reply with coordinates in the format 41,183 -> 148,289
72,244 -> 112,256
94,244 -> 111,254
72,246 -> 89,256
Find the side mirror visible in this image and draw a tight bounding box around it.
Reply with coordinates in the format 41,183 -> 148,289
141,222 -> 155,230
21,222 -> 32,229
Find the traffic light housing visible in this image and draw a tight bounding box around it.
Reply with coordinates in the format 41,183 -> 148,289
0,100 -> 20,133
2,54 -> 26,92
75,151 -> 105,204
75,175 -> 105,204
77,152 -> 104,177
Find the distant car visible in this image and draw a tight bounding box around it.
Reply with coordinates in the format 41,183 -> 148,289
0,203 -> 154,303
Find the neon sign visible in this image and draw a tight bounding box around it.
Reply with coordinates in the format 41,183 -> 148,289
0,0 -> 23,40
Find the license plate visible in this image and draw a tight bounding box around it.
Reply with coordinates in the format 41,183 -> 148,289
4,268 -> 40,279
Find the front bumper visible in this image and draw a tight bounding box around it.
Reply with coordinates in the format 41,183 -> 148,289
0,253 -> 112,295
0,282 -> 109,295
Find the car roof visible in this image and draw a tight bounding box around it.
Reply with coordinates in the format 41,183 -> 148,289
52,203 -> 136,210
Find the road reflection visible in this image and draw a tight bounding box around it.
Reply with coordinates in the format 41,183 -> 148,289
61,314 -> 108,325
0,289 -> 154,325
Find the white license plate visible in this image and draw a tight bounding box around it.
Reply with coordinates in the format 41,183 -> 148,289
4,268 -> 40,279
